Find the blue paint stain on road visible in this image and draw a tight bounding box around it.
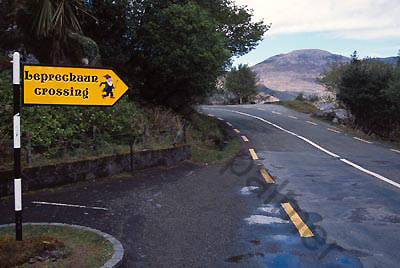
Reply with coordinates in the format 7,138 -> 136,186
322,256 -> 363,268
265,253 -> 304,268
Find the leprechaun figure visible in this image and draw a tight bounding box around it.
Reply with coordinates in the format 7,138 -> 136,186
100,74 -> 115,99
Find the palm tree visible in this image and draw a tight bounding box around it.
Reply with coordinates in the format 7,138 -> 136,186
34,0 -> 93,63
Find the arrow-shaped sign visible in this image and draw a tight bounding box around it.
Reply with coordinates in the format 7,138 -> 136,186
23,65 -> 129,106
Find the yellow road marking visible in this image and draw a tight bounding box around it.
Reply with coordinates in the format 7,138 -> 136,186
281,203 -> 314,238
217,117 -> 224,121
353,137 -> 373,144
288,115 -> 298,119
260,169 -> 275,184
234,129 -> 241,133
327,128 -> 341,134
249,149 -> 259,160
390,149 -> 400,154
272,111 -> 282,115
306,121 -> 318,126
241,136 -> 249,142
226,122 -> 233,127
207,114 -> 214,117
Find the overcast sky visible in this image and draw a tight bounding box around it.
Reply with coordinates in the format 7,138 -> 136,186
233,0 -> 400,66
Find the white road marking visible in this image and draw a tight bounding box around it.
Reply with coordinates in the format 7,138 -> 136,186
207,114 -> 214,117
257,108 -> 266,111
288,115 -> 298,119
353,137 -> 373,144
391,149 -> 400,154
272,111 -> 282,115
211,108 -> 400,190
217,117 -> 224,121
327,128 -> 341,134
306,121 -> 318,126
340,159 -> 400,189
226,122 -> 233,127
32,201 -> 109,211
226,110 -> 339,158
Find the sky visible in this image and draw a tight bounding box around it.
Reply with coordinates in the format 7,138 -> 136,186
233,0 -> 400,66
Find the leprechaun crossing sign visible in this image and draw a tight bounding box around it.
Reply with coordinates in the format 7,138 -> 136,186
11,55 -> 130,242
23,65 -> 129,106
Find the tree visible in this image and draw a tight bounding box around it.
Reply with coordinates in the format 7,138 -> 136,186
0,0 -> 96,64
127,2 -> 230,113
337,58 -> 397,138
32,0 -> 95,63
316,61 -> 349,94
80,0 -> 268,112
384,50 -> 400,138
225,64 -> 259,104
195,0 -> 269,57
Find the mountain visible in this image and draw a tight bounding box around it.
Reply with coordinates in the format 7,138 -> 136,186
257,85 -> 298,101
374,57 -> 398,65
252,49 -> 399,97
251,49 -> 350,96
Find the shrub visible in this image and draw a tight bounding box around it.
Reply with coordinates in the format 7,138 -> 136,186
337,57 -> 399,139
295,93 -> 306,101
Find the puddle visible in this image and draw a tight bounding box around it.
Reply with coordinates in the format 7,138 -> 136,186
240,186 -> 259,195
271,235 -> 298,244
245,215 -> 289,225
323,256 -> 363,268
265,253 -> 304,268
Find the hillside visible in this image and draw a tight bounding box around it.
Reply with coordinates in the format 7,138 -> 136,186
252,49 -> 399,98
251,49 -> 350,96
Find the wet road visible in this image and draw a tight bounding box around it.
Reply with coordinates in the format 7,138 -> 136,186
0,104 -> 399,267
203,104 -> 400,268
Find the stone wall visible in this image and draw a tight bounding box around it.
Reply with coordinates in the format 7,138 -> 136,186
0,145 -> 191,196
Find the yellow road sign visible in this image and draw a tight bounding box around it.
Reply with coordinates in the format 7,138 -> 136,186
23,65 -> 129,106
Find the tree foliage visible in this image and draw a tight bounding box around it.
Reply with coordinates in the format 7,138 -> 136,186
0,72 -> 144,156
336,55 -> 400,139
318,51 -> 400,140
80,0 -> 269,112
128,2 -> 230,112
1,0 -> 268,111
0,0 -> 268,159
317,61 -> 348,94
225,64 -> 259,104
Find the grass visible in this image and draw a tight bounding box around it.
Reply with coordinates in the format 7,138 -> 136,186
187,113 -> 241,164
191,138 -> 241,164
0,225 -> 113,268
278,100 -> 319,114
0,235 -> 64,268
0,110 -> 241,182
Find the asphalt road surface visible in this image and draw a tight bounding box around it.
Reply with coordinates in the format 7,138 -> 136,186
1,104 -> 399,268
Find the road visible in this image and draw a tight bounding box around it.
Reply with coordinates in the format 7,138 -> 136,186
0,103 -> 399,267
203,104 -> 400,268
